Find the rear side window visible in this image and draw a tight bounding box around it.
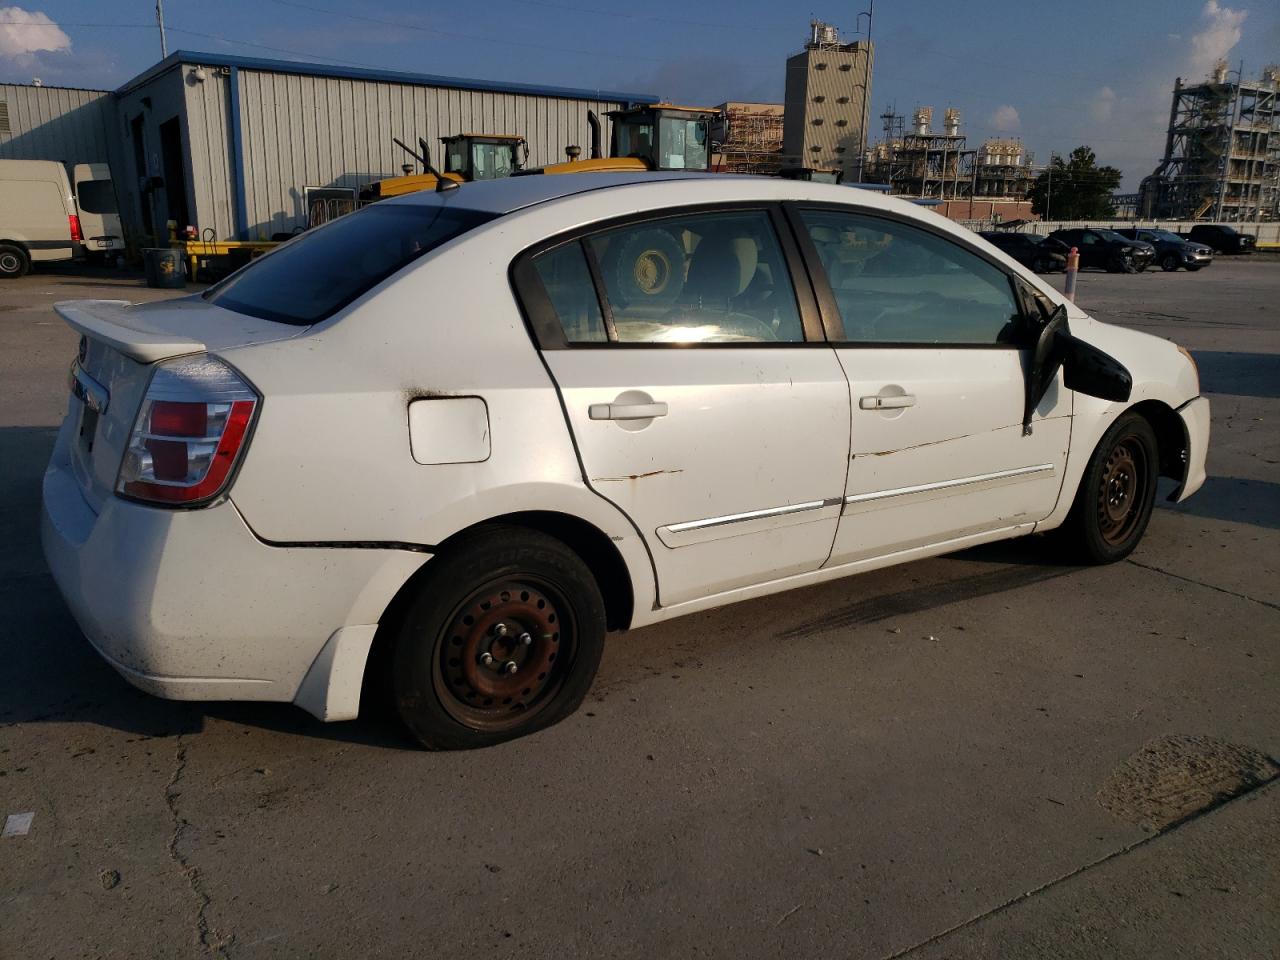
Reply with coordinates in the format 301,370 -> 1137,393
205,203 -> 496,325
798,209 -> 1021,345
76,180 -> 118,214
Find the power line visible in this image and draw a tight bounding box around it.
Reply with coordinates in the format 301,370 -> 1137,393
260,0 -> 776,69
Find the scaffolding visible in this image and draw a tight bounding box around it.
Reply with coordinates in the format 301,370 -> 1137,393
1139,62 -> 1280,222
712,102 -> 786,174
973,138 -> 1035,198
865,107 -> 975,198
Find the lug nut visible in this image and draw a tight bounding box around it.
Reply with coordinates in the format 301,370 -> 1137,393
519,632 -> 532,646
479,652 -> 494,666
503,661 -> 518,675
493,623 -> 509,638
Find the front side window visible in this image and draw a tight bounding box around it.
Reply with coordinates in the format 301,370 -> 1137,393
528,209 -> 805,345
614,121 -> 654,160
206,203 -> 495,325
658,117 -> 708,171
472,142 -> 515,180
798,209 -> 1022,345
76,180 -> 118,215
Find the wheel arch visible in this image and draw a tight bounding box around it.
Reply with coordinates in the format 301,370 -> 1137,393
358,510 -> 636,717
1128,398 -> 1189,486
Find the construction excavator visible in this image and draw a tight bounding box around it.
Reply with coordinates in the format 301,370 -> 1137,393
528,103 -> 715,175
359,133 -> 529,200
361,103 -> 715,200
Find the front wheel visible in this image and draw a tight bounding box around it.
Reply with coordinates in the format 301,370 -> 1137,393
390,527 -> 606,749
1160,254 -> 1180,272
1059,413 -> 1159,564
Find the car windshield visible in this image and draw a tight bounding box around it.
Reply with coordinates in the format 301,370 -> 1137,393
1146,230 -> 1183,243
205,203 -> 496,325
1094,229 -> 1127,242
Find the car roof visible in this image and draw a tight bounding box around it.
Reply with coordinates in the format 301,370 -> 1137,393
383,172 -> 723,215
380,171 -> 933,218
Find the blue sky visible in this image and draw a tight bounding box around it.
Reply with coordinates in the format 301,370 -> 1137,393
2,1 -> 1278,187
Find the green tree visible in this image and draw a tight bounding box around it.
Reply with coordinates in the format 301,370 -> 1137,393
1028,147 -> 1122,220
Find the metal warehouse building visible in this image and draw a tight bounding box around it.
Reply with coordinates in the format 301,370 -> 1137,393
1,51 -> 655,244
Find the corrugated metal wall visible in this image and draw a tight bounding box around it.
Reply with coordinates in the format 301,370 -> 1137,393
233,70 -> 624,237
782,45 -> 872,178
182,71 -> 236,242
0,84 -> 115,163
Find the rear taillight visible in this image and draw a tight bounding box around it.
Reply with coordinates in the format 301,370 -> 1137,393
117,355 -> 259,506
69,214 -> 83,243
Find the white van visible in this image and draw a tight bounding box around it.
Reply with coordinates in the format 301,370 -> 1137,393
71,162 -> 124,257
0,159 -> 84,278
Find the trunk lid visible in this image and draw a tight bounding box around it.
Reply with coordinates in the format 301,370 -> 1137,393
55,297 -> 304,512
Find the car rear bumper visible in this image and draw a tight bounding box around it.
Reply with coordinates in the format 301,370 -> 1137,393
1172,396 -> 1210,503
41,421 -> 427,719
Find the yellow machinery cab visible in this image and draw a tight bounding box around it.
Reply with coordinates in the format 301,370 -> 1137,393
441,133 -> 528,181
534,104 -> 715,175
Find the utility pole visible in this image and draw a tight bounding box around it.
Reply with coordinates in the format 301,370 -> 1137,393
853,1 -> 874,183
1045,154 -> 1055,221
156,0 -> 168,58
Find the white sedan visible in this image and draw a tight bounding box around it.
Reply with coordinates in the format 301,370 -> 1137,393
42,173 -> 1209,748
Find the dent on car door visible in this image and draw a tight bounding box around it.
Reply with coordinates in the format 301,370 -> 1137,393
788,205 -> 1072,563
514,206 -> 851,607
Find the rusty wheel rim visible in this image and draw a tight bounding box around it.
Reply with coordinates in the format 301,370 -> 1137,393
432,578 -> 574,731
1097,435 -> 1148,546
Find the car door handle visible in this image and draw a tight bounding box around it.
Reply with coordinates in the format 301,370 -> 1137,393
859,394 -> 916,410
589,401 -> 669,421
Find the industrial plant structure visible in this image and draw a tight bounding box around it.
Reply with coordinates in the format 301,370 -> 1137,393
782,20 -> 874,180
1139,61 -> 1280,222
710,101 -> 785,174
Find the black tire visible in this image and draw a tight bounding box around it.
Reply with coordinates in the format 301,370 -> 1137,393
1160,254 -> 1179,272
1059,412 -> 1159,564
1032,256 -> 1049,273
0,243 -> 29,279
390,527 -> 606,750
601,227 -> 685,308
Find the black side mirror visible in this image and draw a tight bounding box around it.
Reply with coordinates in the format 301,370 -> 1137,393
1060,335 -> 1132,402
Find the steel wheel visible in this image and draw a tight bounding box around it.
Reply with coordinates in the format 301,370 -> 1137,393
1059,412 -> 1159,564
432,578 -> 575,732
1096,435 -> 1148,546
390,527 -> 606,749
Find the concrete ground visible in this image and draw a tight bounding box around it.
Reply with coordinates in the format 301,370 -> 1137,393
1,259 -> 1277,959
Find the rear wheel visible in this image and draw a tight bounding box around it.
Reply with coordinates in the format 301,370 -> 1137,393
390,528 -> 606,749
1032,256 -> 1050,273
1160,253 -> 1180,272
1059,413 -> 1158,564
0,244 -> 29,279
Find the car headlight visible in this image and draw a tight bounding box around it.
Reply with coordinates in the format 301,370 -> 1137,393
1176,344 -> 1200,394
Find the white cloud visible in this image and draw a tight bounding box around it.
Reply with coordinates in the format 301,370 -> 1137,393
1088,86 -> 1117,123
987,104 -> 1020,132
0,6 -> 71,59
1187,1 -> 1247,80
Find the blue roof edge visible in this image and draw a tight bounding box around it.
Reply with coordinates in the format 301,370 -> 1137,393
114,50 -> 659,105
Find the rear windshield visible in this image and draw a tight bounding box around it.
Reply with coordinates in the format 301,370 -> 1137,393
205,203 -> 497,325
76,179 -> 118,214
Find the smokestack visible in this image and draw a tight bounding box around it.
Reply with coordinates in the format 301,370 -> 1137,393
943,107 -> 960,136
1213,59 -> 1229,83
913,107 -> 932,136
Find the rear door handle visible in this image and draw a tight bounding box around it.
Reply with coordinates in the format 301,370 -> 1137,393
859,394 -> 916,410
589,401 -> 669,421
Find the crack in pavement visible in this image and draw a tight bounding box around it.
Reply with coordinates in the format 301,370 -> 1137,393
165,734 -> 230,959
882,778 -> 1280,959
1126,558 -> 1280,612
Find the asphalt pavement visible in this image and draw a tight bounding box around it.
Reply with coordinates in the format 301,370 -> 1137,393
1,259 -> 1277,959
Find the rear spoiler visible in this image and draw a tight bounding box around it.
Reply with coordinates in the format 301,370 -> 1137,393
54,300 -> 207,363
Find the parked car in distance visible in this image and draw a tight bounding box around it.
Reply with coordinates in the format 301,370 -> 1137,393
71,163 -> 124,259
978,231 -> 1068,272
1181,223 -> 1256,255
1113,228 -> 1212,272
42,173 -> 1210,749
0,159 -> 84,278
1047,227 -> 1155,273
